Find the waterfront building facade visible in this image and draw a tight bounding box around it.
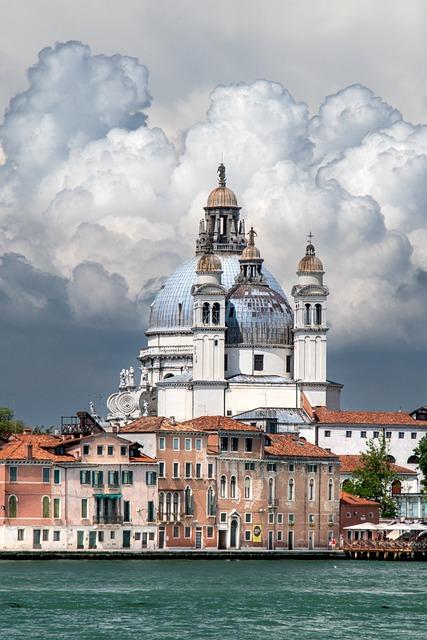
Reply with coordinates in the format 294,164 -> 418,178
0,414 -> 342,552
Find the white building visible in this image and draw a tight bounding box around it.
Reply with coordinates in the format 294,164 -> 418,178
106,164 -> 342,424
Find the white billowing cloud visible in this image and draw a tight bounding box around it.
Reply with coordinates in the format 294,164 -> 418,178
309,84 -> 402,162
0,41 -> 150,187
1,40 -> 427,353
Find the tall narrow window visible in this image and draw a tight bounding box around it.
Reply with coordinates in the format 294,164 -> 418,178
288,479 -> 294,501
53,498 -> 61,518
8,495 -> 17,518
309,479 -> 315,501
81,498 -> 88,519
268,478 -> 275,505
314,304 -> 322,325
42,496 -> 51,518
207,486 -> 216,516
212,303 -> 220,325
173,492 -> 179,519
202,302 -> 210,324
230,475 -> 237,499
220,475 -> 227,498
244,476 -> 252,500
328,479 -> 334,501
304,303 -> 311,325
185,487 -> 193,516
166,492 -> 172,519
159,492 -> 164,519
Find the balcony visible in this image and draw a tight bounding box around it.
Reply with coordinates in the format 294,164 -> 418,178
93,515 -> 123,525
268,498 -> 279,509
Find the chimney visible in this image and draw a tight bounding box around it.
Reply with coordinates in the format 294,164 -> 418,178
112,425 -> 118,433
170,416 -> 176,426
23,428 -> 32,435
26,443 -> 33,459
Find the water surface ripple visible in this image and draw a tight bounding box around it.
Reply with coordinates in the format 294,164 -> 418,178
0,559 -> 426,639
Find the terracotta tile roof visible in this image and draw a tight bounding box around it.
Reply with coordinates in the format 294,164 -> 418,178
314,407 -> 418,426
120,417 -> 177,433
338,454 -> 417,475
340,490 -> 379,506
129,453 -> 157,463
0,434 -> 75,462
179,416 -> 262,433
265,434 -> 338,459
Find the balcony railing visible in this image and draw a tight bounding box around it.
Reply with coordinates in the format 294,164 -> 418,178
268,498 -> 279,508
93,515 -> 123,525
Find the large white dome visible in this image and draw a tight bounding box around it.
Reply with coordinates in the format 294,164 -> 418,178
147,254 -> 290,333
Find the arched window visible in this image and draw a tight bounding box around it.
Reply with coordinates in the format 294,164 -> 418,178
391,480 -> 402,496
8,495 -> 17,518
207,486 -> 216,516
212,303 -> 220,325
173,492 -> 179,518
185,486 -> 193,516
328,479 -> 334,501
166,492 -> 172,519
407,455 -> 419,464
163,373 -> 174,380
42,496 -> 50,519
244,476 -> 252,500
304,303 -> 311,325
314,304 -> 322,325
159,492 -> 164,519
220,475 -> 227,498
202,302 -> 210,324
386,455 -> 396,464
268,478 -> 275,505
288,478 -> 294,501
309,478 -> 315,501
230,475 -> 237,499
341,479 -> 352,491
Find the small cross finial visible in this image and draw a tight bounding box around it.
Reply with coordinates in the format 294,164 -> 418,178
307,231 -> 314,244
217,162 -> 226,187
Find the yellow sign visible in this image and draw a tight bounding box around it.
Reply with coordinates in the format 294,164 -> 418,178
253,524 -> 262,543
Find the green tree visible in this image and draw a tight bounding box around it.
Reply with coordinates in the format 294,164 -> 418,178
414,434 -> 427,492
0,407 -> 25,439
345,435 -> 397,518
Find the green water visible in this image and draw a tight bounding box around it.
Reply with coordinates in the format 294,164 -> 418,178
0,559 -> 426,639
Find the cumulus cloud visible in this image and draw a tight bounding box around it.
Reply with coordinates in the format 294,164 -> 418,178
1,40 -> 427,421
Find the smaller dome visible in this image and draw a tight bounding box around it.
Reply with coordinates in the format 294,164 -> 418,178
241,244 -> 261,259
206,186 -> 238,208
298,253 -> 324,273
197,252 -> 222,272
298,239 -> 324,273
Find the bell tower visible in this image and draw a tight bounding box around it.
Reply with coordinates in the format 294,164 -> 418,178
291,235 -> 329,405
191,245 -> 227,416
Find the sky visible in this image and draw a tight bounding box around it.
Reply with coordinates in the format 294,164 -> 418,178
1,0 -> 427,426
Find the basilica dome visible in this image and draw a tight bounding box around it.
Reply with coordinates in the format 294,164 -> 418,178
225,283 -> 293,346
206,186 -> 239,208
147,255 -> 289,333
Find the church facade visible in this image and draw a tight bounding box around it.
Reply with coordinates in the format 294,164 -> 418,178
106,165 -> 342,425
